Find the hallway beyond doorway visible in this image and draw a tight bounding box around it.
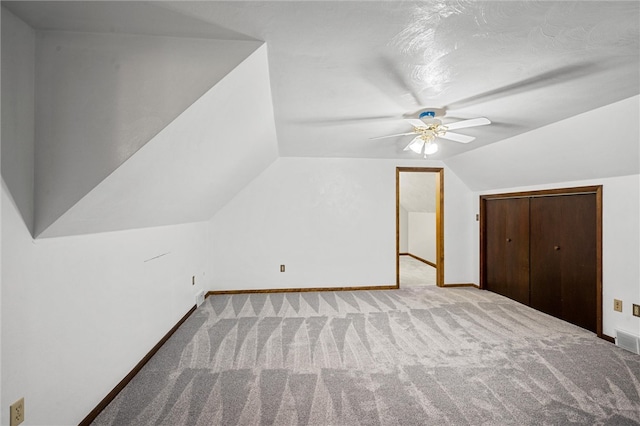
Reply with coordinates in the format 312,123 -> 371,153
400,255 -> 436,287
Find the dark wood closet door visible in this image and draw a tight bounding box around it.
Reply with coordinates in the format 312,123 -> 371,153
485,198 -> 530,304
530,194 -> 597,332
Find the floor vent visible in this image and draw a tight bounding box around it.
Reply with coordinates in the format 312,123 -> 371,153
616,329 -> 640,354
196,291 -> 205,307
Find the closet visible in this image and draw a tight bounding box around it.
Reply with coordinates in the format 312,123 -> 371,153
480,186 -> 602,335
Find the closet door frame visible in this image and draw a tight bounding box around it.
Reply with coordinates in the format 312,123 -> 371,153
479,185 -> 604,339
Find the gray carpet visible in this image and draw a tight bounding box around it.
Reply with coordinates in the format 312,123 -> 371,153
92,287 -> 640,425
400,256 -> 436,287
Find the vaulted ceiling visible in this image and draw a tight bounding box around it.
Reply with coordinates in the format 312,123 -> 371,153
2,1 -> 639,237
163,1 -> 639,159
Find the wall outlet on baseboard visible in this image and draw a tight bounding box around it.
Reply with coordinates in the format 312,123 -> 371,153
10,397 -> 24,426
614,299 -> 623,312
633,304 -> 640,317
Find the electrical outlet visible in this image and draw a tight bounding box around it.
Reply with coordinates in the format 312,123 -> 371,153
10,397 -> 24,426
633,304 -> 640,317
614,299 -> 623,312
280,265 -> 285,272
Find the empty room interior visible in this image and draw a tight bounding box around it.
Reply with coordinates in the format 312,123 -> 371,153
1,1 -> 639,425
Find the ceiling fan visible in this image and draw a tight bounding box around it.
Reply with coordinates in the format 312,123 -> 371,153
371,110 -> 491,157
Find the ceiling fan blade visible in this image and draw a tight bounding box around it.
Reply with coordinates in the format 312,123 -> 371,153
439,132 -> 475,143
445,117 -> 491,130
449,62 -> 598,109
369,132 -> 415,140
405,119 -> 426,128
292,114 -> 400,125
365,56 -> 426,109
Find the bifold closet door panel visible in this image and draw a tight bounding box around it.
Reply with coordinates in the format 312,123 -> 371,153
529,197 -> 562,318
530,194 -> 597,332
485,198 -> 530,304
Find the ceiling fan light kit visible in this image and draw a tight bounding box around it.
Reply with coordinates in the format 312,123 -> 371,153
405,134 -> 439,158
374,109 -> 491,158
424,141 -> 439,155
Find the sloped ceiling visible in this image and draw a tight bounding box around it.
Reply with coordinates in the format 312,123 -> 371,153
446,95 -> 640,191
2,1 -> 639,237
40,45 -> 278,237
33,31 -> 263,235
3,1 -> 255,40
3,1 -> 279,237
11,1 -> 638,162
160,1 -> 639,160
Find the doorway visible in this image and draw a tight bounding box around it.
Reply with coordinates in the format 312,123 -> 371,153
396,167 -> 444,287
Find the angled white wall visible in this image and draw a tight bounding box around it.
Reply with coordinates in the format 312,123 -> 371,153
207,158 -> 476,290
34,30 -> 262,236
1,7 -> 35,234
1,9 -> 264,424
445,95 -> 640,191
40,44 -> 278,237
2,180 -> 209,425
0,8 -> 5,419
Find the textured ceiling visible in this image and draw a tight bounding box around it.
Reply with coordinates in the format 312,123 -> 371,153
159,1 -> 640,160
7,1 -> 639,162
3,1 -> 639,238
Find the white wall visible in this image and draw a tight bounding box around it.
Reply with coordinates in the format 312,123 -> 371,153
408,212 -> 436,263
1,7 -> 35,234
0,9 -> 4,421
0,11 -> 219,424
1,7 -> 33,420
0,10 -> 277,424
399,205 -> 408,253
2,181 -> 209,425
472,174 -> 640,338
0,187 -> 2,424
443,166 -> 478,284
207,157 -> 476,290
